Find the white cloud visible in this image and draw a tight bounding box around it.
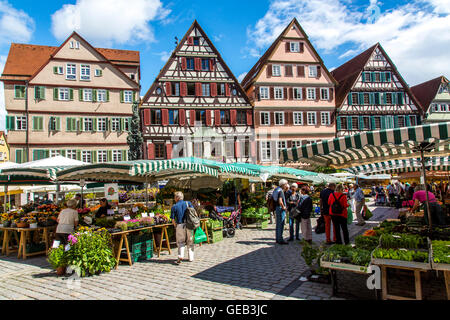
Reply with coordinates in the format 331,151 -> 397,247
156,51 -> 171,62
238,72 -> 248,83
51,0 -> 171,46
246,0 -> 450,85
0,0 -> 34,46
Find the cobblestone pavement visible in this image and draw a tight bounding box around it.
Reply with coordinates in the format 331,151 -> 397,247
0,203 -> 398,300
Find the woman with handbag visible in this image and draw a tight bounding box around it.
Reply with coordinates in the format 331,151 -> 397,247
288,184 -> 301,241
299,186 -> 313,244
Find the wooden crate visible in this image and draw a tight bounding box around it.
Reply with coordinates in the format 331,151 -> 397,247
320,258 -> 370,274
209,230 -> 223,243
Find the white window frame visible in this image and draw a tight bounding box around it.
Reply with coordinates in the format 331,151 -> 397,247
50,150 -> 61,157
274,87 -> 284,100
112,150 -> 122,162
293,112 -> 303,125
321,112 -> 331,125
276,141 -> 287,160
320,88 -> 329,100
16,116 -> 27,131
260,112 -> 270,126
82,151 -> 92,163
307,112 -> 317,126
292,141 -> 302,148
95,69 -> 102,77
274,112 -> 285,125
97,89 -> 107,102
431,104 -> 439,112
59,88 -> 69,101
83,89 -> 92,102
57,67 -> 64,75
97,150 -> 108,163
272,65 -> 281,77
201,83 -> 210,97
80,65 -> 90,81
261,141 -> 271,162
97,118 -> 107,132
293,88 -> 302,100
111,118 -> 120,131
66,64 -> 76,80
440,104 -> 448,112
66,150 -> 77,160
307,88 -> 316,100
260,87 -> 269,100
124,90 -> 133,103
83,118 -> 93,131
308,66 -> 318,78
290,42 -> 300,53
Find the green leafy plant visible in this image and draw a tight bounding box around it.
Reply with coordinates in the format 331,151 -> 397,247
432,240 -> 450,264
355,235 -> 380,251
373,248 -> 429,262
65,192 -> 76,201
47,246 -> 66,269
380,233 -> 426,249
299,240 -> 328,272
94,218 -> 117,229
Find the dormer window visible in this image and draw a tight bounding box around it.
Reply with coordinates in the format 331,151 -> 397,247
290,42 -> 300,52
95,69 -> 103,77
69,41 -> 80,49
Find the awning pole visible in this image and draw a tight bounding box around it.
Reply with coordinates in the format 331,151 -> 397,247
4,184 -> 7,213
421,150 -> 432,231
55,180 -> 60,205
145,176 -> 149,208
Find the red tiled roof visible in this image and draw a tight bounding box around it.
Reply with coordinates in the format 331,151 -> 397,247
410,76 -> 447,112
1,43 -> 139,80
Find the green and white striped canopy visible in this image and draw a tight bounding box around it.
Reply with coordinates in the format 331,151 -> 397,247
173,158 -> 260,179
1,166 -> 71,180
131,159 -> 218,178
346,156 -> 450,175
280,122 -> 450,169
370,166 -> 450,175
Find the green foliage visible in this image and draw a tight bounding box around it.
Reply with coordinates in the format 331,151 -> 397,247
355,235 -> 379,251
47,245 -> 66,269
65,192 -> 76,201
300,240 -> 320,267
432,240 -> 450,264
380,233 -> 426,249
64,228 -> 117,277
127,103 -> 144,160
373,248 -> 429,263
322,244 -> 372,267
314,166 -> 338,174
94,218 -> 117,229
85,193 -> 96,200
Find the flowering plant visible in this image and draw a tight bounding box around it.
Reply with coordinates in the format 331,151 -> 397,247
47,245 -> 66,269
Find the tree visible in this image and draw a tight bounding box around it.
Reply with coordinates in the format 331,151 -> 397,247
127,103 -> 144,160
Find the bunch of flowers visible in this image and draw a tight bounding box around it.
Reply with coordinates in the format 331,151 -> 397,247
119,190 -> 130,203
37,204 -> 60,214
78,208 -> 91,216
140,217 -> 155,226
1,213 -> 14,222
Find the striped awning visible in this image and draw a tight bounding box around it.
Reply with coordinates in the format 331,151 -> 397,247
1,166 -> 73,180
172,158 -> 260,179
131,160 -> 218,178
369,166 -> 450,175
280,122 -> 450,169
346,156 -> 450,175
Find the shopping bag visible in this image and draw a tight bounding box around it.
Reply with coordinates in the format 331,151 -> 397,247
347,206 -> 353,225
194,227 -> 207,244
363,205 -> 373,220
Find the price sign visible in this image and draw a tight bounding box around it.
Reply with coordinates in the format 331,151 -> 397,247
124,215 -> 131,221
64,244 -> 71,252
52,240 -> 61,248
132,207 -> 138,213
107,209 -> 114,216
142,212 -> 148,218
149,212 -> 155,218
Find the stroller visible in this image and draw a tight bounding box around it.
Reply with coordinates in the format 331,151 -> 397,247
375,190 -> 387,206
208,206 -> 242,238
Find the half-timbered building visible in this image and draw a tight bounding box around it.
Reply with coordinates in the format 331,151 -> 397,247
332,43 -> 422,137
241,18 -> 337,165
411,76 -> 450,124
140,21 -> 254,162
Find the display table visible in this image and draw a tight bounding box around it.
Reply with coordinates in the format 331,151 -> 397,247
0,226 -> 56,259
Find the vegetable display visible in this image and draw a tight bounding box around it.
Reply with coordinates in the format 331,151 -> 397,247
355,235 -> 379,251
432,240 -> 450,264
380,234 -> 426,249
373,248 -> 429,263
321,244 -> 372,267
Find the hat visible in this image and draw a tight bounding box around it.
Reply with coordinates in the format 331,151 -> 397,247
67,199 -> 78,209
291,183 -> 298,188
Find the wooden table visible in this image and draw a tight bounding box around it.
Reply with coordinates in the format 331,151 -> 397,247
199,218 -> 210,245
1,226 -> 55,259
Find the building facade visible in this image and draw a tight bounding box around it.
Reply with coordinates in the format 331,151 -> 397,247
241,18 -> 337,165
411,76 -> 450,123
332,43 -> 422,137
0,132 -> 9,162
1,32 -> 140,163
140,21 -> 255,162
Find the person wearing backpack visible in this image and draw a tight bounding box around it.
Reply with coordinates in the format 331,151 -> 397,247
273,179 -> 290,245
171,191 -> 195,265
320,183 -> 337,245
328,184 -> 350,245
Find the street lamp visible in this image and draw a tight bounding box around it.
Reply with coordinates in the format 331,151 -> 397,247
412,141 -> 435,231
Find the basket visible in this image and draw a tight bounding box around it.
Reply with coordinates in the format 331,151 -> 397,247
207,219 -> 223,230
16,222 -> 29,228
209,230 -> 223,243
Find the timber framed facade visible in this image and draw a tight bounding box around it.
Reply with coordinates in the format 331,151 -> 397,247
332,43 -> 423,137
140,20 -> 255,162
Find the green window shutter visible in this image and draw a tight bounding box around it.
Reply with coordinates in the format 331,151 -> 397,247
69,89 -> 74,101
361,72 -> 365,83
39,116 -> 43,130
120,118 -> 124,131
16,150 -> 22,164
120,91 -> 124,103
34,87 -> 39,99
79,118 -> 83,131
92,118 -> 97,131
406,116 -> 411,127
121,150 -> 127,161
347,94 -> 352,106
106,90 -> 110,102
369,93 -> 375,105
358,93 -> 364,105
32,150 -> 38,161
76,150 -> 82,161
336,116 -> 341,131
374,92 -> 380,105
7,116 -> 15,131
53,88 -> 58,100
359,116 -> 364,130
382,93 -> 387,105
92,151 -> 97,164
397,92 -> 404,105
92,89 -> 97,102
370,116 -> 376,130
381,116 -> 386,130
55,117 -> 61,131
347,116 -> 352,130
40,86 -> 45,100
32,116 -> 37,131
385,72 -> 391,82
79,89 -> 83,101
107,150 -> 112,162
370,72 -> 375,82
53,67 -> 58,74
133,92 -> 137,102
66,118 -> 71,131
44,150 -> 49,159
394,116 -> 399,128
60,150 -> 66,157
381,73 -> 386,82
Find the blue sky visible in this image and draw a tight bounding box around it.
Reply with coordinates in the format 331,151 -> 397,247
0,0 -> 449,130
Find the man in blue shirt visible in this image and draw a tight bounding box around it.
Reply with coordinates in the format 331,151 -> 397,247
353,184 -> 366,226
273,179 -> 290,245
171,191 -> 194,265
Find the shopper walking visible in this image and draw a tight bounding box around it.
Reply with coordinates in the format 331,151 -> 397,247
266,184 -> 277,224
298,187 -> 313,244
353,184 -> 366,226
55,199 -> 79,245
273,179 -> 289,245
320,183 -> 337,244
171,192 -> 195,265
328,184 -> 350,245
287,183 -> 301,241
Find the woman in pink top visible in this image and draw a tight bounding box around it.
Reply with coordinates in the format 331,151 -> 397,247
411,185 -> 445,226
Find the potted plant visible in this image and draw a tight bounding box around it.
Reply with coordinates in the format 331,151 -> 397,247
48,245 -> 67,276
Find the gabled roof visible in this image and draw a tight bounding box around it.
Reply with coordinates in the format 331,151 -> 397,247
241,18 -> 337,90
331,43 -> 423,113
1,32 -> 140,84
410,76 -> 448,112
141,20 -> 252,106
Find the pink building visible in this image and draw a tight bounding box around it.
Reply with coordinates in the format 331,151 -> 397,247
241,18 -> 337,165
